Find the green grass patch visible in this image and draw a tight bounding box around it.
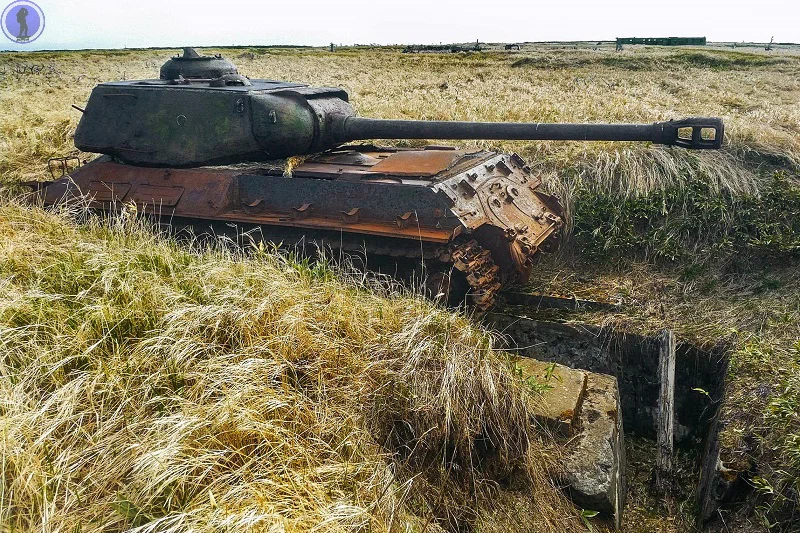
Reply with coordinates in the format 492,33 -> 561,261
571,171 -> 800,263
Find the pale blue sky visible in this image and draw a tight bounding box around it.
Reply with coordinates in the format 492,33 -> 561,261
1,0 -> 797,52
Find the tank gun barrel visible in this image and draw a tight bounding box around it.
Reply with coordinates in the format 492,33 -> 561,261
342,116 -> 724,150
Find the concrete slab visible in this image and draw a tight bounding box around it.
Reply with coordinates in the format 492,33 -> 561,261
516,359 -> 587,437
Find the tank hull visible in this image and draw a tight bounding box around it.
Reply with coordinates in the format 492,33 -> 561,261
40,146 -> 563,309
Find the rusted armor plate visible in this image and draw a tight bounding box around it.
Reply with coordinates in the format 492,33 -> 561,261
369,150 -> 464,177
39,147 -> 564,309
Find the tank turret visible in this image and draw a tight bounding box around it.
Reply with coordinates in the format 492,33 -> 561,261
42,49 -> 726,309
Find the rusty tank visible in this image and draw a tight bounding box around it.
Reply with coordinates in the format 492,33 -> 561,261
36,48 -> 725,309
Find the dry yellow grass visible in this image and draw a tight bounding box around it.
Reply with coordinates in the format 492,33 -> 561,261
0,200 -> 582,532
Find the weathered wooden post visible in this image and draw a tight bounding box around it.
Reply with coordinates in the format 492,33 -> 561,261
656,329 -> 676,492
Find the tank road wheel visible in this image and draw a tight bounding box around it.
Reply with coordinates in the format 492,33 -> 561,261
424,271 -> 451,300
421,267 -> 471,307
449,240 -> 503,311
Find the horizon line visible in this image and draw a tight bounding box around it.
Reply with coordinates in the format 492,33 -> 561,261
2,39 -> 796,54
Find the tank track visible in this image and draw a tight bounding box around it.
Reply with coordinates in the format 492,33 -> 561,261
339,237 -> 504,310
167,217 -> 506,310
317,234 -> 504,310
445,239 -> 503,311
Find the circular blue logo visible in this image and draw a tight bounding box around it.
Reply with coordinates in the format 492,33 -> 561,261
2,1 -> 45,44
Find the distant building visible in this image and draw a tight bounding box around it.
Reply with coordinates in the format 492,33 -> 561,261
616,37 -> 707,46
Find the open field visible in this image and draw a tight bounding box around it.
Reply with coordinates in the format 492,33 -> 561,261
0,44 -> 799,531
